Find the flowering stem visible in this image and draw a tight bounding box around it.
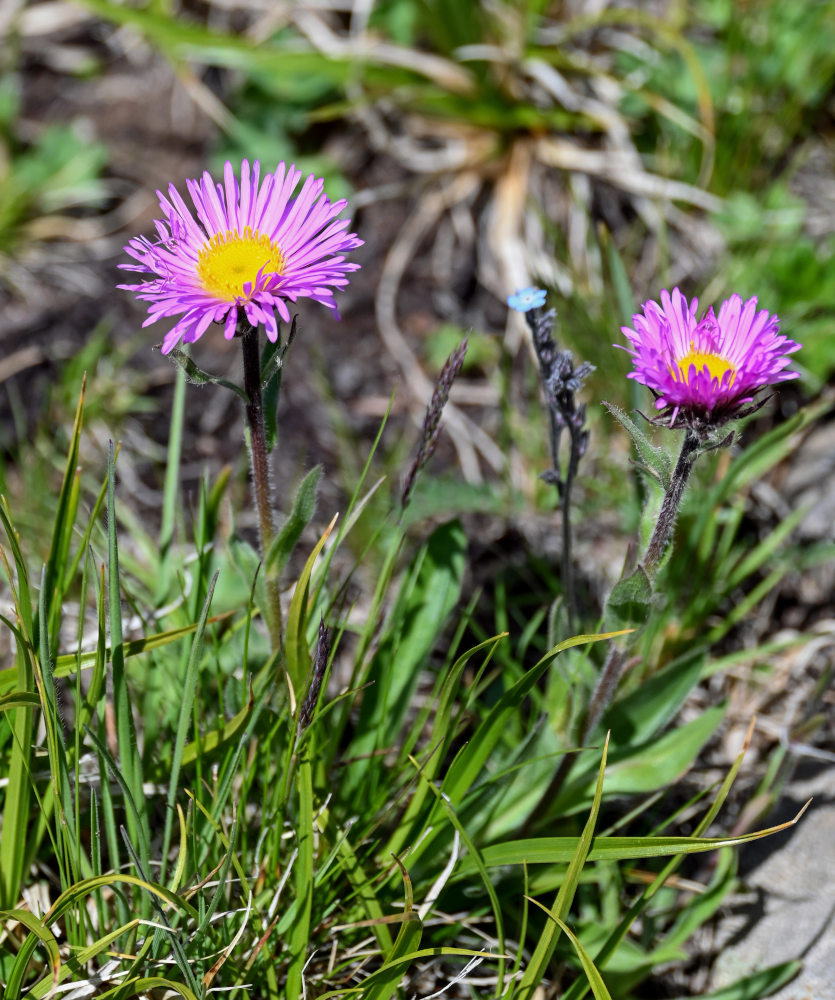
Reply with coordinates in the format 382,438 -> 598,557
240,323 -> 283,651
643,429 -> 701,576
527,306 -> 592,631
558,410 -> 583,631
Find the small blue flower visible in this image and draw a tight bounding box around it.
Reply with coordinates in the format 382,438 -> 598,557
507,287 -> 547,313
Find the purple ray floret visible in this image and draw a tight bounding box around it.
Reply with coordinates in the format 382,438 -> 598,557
620,288 -> 801,425
119,159 -> 363,353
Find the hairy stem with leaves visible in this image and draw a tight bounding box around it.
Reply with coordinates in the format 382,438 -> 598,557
643,429 -> 701,575
241,322 -> 283,651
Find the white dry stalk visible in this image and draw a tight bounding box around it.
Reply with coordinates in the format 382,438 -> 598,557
535,138 -> 723,212
355,101 -> 492,175
375,173 -> 505,481
413,954 -> 488,1000
479,138 -> 534,351
416,824 -> 460,923
292,7 -> 474,94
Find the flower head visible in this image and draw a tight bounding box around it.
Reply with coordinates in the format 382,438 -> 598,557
620,288 -> 801,428
120,159 -> 363,353
508,287 -> 547,312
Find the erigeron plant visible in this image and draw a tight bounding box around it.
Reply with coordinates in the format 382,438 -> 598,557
120,158 -> 363,652
0,158 -> 810,998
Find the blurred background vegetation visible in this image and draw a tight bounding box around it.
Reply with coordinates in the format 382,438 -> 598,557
1,1 -> 834,995
3,0 -> 833,607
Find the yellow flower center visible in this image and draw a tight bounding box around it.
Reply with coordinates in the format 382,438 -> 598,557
196,227 -> 285,301
675,346 -> 736,386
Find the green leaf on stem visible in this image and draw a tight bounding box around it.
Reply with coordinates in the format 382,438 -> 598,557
603,401 -> 672,489
285,515 -> 338,710
605,564 -> 652,630
166,347 -> 249,402
262,316 -> 295,451
266,464 -> 322,572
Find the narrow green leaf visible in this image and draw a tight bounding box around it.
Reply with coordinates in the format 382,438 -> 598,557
7,873 -> 199,995
414,767 -> 504,995
95,977 -> 200,1000
159,364 -> 186,554
266,464 -> 323,572
456,818 -> 805,871
315,947 -> 493,1000
287,756 -> 314,999
527,905 -> 613,1000
601,647 -> 704,744
554,705 -> 725,814
387,633 -> 507,858
685,961 -> 800,1000
443,632 -> 627,809
518,735 -> 610,998
285,515 -> 337,709
160,571 -> 218,880
348,519 -> 468,792
365,909 -> 423,1000
0,613 -> 237,694
42,376 -> 85,656
178,684 -> 255,767
107,442 -> 149,879
22,918 -> 147,998
0,691 -> 40,710
119,827 -> 201,995
0,498 -> 34,636
261,320 -> 295,451
0,545 -> 35,910
84,726 -> 150,867
663,847 -> 736,949
317,808 -> 393,953
560,722 -> 799,1000
1,908 -> 60,996
724,504 -> 806,591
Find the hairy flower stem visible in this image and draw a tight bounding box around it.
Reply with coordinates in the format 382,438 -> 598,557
241,324 -> 283,652
643,429 -> 701,576
526,433 -> 703,830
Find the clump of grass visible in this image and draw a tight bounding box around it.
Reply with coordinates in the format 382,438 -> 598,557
0,277 -> 814,998
1,6 -> 830,996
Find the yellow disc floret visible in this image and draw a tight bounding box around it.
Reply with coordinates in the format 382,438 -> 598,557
674,343 -> 736,386
197,227 -> 285,301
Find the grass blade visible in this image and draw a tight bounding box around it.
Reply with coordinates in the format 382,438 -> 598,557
160,571 -> 218,881
516,734 -> 610,999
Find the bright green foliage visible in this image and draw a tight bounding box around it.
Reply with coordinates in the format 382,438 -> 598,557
1,1 -> 829,995
0,78 -> 107,258
0,374 -> 815,998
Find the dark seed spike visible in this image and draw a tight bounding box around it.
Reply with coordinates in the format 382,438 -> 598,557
297,617 -> 331,737
401,338 -> 469,511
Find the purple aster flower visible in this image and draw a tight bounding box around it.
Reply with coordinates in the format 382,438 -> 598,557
508,287 -> 547,312
119,159 -> 363,353
620,288 -> 801,428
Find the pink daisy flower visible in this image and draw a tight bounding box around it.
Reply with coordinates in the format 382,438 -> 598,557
620,288 -> 801,427
119,159 -> 363,354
